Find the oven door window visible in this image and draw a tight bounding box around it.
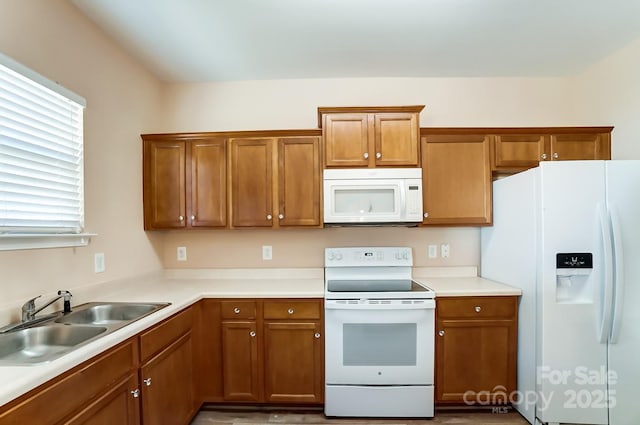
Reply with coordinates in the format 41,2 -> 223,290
343,323 -> 416,366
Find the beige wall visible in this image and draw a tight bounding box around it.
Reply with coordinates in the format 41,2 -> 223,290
0,0 -> 164,308
571,37 -> 640,159
159,77 -> 575,132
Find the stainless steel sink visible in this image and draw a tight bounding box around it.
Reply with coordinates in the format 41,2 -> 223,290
0,325 -> 107,365
0,301 -> 170,365
55,302 -> 168,326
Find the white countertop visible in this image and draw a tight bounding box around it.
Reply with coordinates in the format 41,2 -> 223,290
416,276 -> 522,297
0,267 -> 519,407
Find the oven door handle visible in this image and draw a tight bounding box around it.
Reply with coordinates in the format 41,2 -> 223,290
325,300 -> 435,310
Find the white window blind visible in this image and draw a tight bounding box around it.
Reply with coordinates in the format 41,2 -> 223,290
0,52 -> 91,249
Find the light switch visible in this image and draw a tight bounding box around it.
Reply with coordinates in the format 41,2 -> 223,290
94,253 -> 105,273
428,245 -> 438,258
177,246 -> 187,262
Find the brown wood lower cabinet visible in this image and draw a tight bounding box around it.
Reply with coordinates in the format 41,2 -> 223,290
435,296 -> 518,405
215,299 -> 324,405
66,374 -> 140,425
263,321 -> 323,403
140,332 -> 195,425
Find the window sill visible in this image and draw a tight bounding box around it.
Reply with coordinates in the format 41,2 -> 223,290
0,234 -> 97,251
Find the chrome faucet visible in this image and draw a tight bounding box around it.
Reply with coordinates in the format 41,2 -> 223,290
21,290 -> 73,322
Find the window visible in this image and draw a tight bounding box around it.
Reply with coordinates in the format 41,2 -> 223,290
0,52 -> 92,250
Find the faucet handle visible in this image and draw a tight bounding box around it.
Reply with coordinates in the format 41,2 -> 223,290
22,295 -> 41,310
21,295 -> 41,321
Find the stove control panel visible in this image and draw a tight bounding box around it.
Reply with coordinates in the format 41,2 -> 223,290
325,247 -> 413,267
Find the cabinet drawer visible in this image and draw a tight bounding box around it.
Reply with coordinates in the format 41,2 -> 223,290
140,307 -> 192,362
221,300 -> 257,319
264,300 -> 321,320
0,338 -> 138,424
436,296 -> 517,319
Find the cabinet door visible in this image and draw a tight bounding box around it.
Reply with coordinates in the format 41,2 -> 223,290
550,133 -> 611,161
221,321 -> 261,401
277,137 -> 321,227
64,374 -> 139,425
374,113 -> 420,166
323,114 -> 370,167
422,135 -> 492,225
492,134 -> 547,171
140,332 -> 195,425
263,321 -> 323,403
188,138 -> 227,227
435,319 -> 517,404
229,138 -> 274,227
143,140 -> 186,229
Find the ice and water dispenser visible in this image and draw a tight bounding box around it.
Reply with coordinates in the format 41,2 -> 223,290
556,253 -> 594,303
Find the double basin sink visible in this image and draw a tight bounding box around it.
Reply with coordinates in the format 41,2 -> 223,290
0,302 -> 170,365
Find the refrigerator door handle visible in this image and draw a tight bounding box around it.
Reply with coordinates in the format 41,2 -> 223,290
609,205 -> 624,344
597,203 -> 614,344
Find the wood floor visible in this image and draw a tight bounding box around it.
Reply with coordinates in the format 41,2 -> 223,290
190,406 -> 530,425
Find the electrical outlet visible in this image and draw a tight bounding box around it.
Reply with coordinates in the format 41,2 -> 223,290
428,245 -> 438,259
94,253 -> 105,273
441,243 -> 450,258
262,245 -> 273,260
177,246 -> 187,262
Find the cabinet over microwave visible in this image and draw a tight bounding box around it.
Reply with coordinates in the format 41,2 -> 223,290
323,168 -> 423,226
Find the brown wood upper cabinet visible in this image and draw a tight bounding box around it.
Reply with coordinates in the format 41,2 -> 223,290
421,132 -> 492,226
229,136 -> 321,228
492,127 -> 612,173
318,106 -> 424,168
142,136 -> 227,230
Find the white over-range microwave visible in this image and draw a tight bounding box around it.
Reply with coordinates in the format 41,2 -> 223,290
323,168 -> 423,225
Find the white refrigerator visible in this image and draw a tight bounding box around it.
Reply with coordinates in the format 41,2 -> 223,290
481,160 -> 640,425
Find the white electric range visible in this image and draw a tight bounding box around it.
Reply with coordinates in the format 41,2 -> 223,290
323,246 -> 435,418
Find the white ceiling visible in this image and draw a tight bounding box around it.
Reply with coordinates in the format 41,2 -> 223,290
71,0 -> 640,83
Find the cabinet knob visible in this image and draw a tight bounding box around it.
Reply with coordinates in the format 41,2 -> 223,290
552,152 -> 559,159
190,215 -> 195,220
233,307 -> 240,314
249,331 -> 256,337
438,330 -> 445,337
314,332 -> 321,339
131,389 -> 140,398
287,308 -> 294,315
540,153 -> 547,160
267,214 -> 272,220
376,152 -> 381,159
424,212 -> 429,218
474,306 -> 481,313
278,214 -> 284,219
363,152 -> 369,159
143,377 -> 152,387
179,215 -> 184,221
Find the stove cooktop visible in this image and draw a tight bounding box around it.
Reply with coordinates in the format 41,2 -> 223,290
325,278 -> 435,300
